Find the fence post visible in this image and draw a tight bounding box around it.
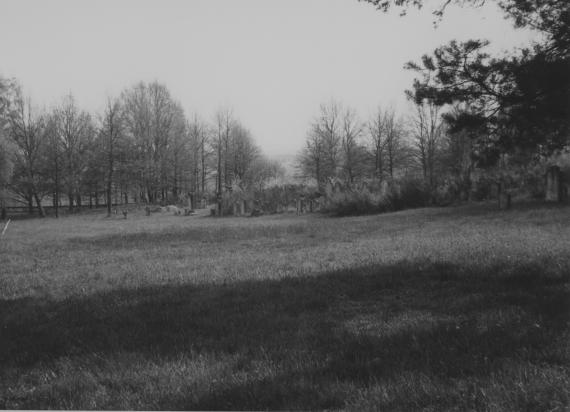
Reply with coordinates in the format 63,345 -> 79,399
1,219 -> 10,237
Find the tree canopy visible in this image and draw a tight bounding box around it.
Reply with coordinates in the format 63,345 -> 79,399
363,0 -> 570,163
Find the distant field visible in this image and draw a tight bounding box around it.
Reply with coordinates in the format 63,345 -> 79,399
1,203 -> 569,410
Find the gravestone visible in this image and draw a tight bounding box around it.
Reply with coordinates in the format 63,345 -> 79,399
498,192 -> 511,210
496,182 -> 511,210
296,197 -> 306,215
380,180 -> 389,198
545,166 -> 562,202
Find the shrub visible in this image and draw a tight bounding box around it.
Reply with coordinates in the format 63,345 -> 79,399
470,173 -> 496,201
324,188 -> 385,217
433,179 -> 460,206
388,178 -> 431,210
322,178 -> 433,217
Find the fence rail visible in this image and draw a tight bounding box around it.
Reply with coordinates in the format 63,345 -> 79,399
1,203 -> 132,218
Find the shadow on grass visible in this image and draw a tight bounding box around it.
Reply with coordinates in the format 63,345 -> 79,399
1,260 -> 569,410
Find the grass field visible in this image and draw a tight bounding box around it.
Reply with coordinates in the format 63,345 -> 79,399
1,203 -> 569,410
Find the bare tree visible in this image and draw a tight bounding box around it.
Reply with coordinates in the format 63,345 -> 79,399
298,124 -> 325,186
383,107 -> 406,178
410,99 -> 444,188
100,96 -> 124,216
298,100 -> 343,188
44,114 -> 62,217
121,81 -> 184,203
213,107 -> 234,216
122,82 -> 153,202
188,114 -> 210,200
231,122 -> 260,187
0,78 -> 17,201
368,106 -> 388,180
54,94 -> 94,211
7,93 -> 47,216
442,104 -> 474,200
318,100 -> 341,181
148,82 -> 177,201
222,110 -> 234,190
0,130 -> 14,218
169,103 -> 187,200
341,106 -> 363,185
249,156 -> 284,193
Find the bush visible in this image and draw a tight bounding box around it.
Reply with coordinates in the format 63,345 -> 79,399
469,173 -> 496,201
324,189 -> 385,217
322,178 -> 432,217
388,178 -> 431,210
433,179 -> 460,206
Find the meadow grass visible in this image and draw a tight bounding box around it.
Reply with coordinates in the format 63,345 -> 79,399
0,202 -> 569,410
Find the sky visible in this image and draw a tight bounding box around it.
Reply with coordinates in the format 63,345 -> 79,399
0,0 -> 539,156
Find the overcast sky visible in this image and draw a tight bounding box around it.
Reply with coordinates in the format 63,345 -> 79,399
1,0 -> 539,156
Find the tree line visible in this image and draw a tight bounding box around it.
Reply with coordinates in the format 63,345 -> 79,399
2,0 -> 567,218
298,0 -> 569,208
297,99 -> 468,198
0,80 -> 282,218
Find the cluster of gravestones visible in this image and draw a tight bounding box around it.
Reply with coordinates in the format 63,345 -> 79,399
220,185 -> 326,217
143,205 -> 195,217
495,165 -> 567,210
295,195 -> 323,215
112,208 -> 129,219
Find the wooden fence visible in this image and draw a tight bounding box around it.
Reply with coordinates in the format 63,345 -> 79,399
1,203 -> 130,219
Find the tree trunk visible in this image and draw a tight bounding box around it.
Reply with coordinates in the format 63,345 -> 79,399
376,149 -> 383,180
316,159 -> 321,190
33,192 -> 45,217
106,184 -> 112,216
27,192 -> 34,215
217,134 -> 223,217
54,160 -> 60,218
54,189 -> 59,218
